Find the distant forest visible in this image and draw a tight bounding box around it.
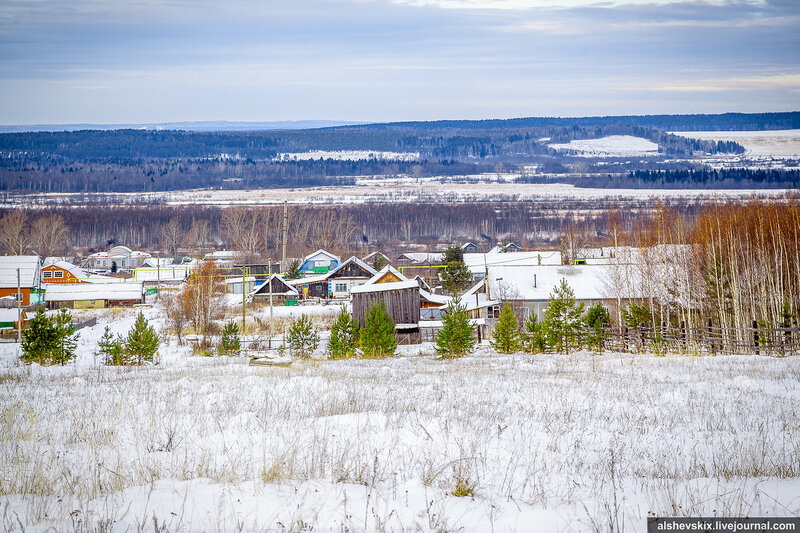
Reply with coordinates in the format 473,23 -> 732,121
0,111 -> 797,193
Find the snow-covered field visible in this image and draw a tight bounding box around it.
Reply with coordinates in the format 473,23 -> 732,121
2,181 -> 788,209
1,306 -> 799,532
276,150 -> 420,162
549,136 -> 660,157
672,129 -> 800,158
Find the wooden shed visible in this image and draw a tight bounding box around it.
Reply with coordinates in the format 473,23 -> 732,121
351,280 -> 421,344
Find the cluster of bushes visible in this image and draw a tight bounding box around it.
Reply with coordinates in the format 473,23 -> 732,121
97,312 -> 160,365
286,302 -> 398,359
491,280 -> 610,355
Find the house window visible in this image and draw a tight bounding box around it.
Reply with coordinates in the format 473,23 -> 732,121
13,293 -> 23,301
54,271 -> 64,279
488,305 -> 501,319
335,283 -> 347,292
43,271 -> 53,278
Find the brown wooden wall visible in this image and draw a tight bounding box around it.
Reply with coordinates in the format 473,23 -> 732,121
352,287 -> 421,328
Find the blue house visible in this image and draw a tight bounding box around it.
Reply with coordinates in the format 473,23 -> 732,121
301,249 -> 340,274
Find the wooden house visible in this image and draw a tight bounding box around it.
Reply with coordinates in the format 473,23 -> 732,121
351,279 -> 421,344
461,242 -> 478,253
45,283 -> 144,309
250,274 -> 299,303
41,261 -> 87,284
0,256 -> 41,306
290,256 -> 377,299
362,251 -> 391,269
301,249 -> 340,274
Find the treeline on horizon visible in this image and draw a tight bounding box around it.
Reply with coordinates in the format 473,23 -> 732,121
2,111 -> 782,162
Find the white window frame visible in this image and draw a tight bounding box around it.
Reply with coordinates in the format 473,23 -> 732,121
43,271 -> 53,278
54,271 -> 64,279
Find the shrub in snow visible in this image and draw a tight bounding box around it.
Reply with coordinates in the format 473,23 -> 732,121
543,279 -> 585,355
327,307 -> 359,359
126,312 -> 160,365
584,302 -> 611,353
491,303 -> 522,354
287,315 -> 320,358
359,302 -> 397,358
522,313 -> 547,354
434,300 -> 476,358
21,307 -> 78,365
219,320 -> 241,356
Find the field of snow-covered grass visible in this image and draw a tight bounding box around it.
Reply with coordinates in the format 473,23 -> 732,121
672,130 -> 800,158
549,136 -> 660,157
1,305 -> 799,532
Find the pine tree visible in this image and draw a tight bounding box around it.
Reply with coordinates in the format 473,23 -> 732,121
287,315 -> 320,358
327,306 -> 359,359
584,303 -> 611,353
287,260 -> 302,280
522,313 -> 547,354
359,302 -> 397,358
219,320 -> 241,356
126,312 -> 159,365
439,261 -> 473,296
98,325 -> 127,365
491,303 -> 522,354
21,308 -> 78,365
542,279 -> 585,355
434,299 -> 476,358
371,254 -> 387,271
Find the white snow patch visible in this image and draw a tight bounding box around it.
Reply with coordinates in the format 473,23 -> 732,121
549,135 -> 659,157
671,129 -> 800,158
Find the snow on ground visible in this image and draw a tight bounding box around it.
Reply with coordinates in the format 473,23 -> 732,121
549,135 -> 660,157
1,304 -> 799,532
3,181 -> 788,210
672,130 -> 800,158
276,150 -> 420,162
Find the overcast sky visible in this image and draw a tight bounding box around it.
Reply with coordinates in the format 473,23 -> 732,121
1,0 -> 798,124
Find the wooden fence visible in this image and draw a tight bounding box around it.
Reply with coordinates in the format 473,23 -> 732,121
602,323 -> 800,356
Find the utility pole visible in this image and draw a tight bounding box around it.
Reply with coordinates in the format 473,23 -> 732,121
241,266 -> 249,335
484,253 -> 490,300
281,200 -> 288,272
17,268 -> 22,343
268,260 -> 274,350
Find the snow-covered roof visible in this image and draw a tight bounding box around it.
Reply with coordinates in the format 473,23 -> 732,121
43,261 -> 87,280
350,280 -> 419,294
487,264 -> 618,301
289,273 -> 331,286
329,256 -> 377,278
463,250 -> 562,273
45,283 -> 144,302
420,318 -> 485,328
224,276 -> 256,284
250,274 -> 299,297
399,252 -> 443,263
0,256 -> 39,288
43,256 -> 72,266
419,289 -> 449,305
303,249 -> 340,263
362,251 -> 390,262
361,265 -> 409,286
0,308 -> 23,323
203,250 -> 238,260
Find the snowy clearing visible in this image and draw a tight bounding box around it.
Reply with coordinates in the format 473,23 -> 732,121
1,306 -> 799,531
672,130 -> 800,158
548,135 -> 660,157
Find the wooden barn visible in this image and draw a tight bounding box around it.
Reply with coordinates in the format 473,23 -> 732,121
250,274 -> 299,303
290,256 -> 376,299
351,279 -> 421,344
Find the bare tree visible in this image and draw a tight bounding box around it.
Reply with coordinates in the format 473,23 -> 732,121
162,291 -> 190,344
182,261 -> 226,343
161,218 -> 182,262
0,210 -> 29,255
29,215 -> 68,258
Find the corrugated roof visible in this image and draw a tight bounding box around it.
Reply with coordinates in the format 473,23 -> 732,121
0,256 -> 39,288
45,283 -> 144,302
